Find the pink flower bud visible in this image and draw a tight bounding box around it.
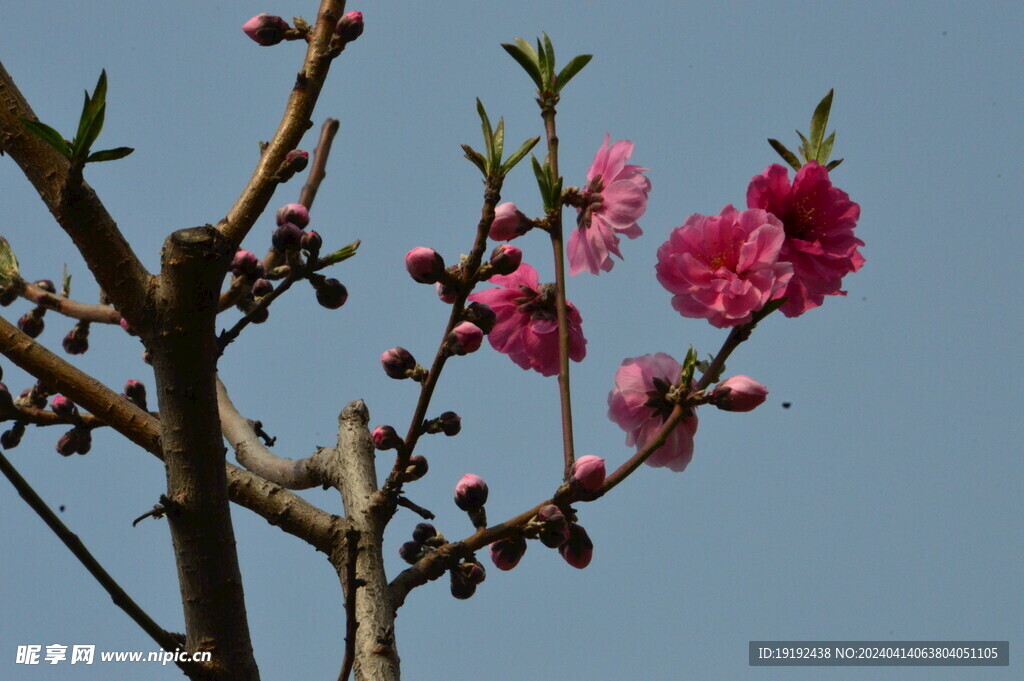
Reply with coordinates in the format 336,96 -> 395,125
381,347 -> 417,379
315,278 -> 348,309
372,425 -> 401,450
711,375 -> 768,412
276,203 -> 310,228
272,223 -> 304,251
118,317 -> 136,336
454,473 -> 488,512
412,523 -> 436,543
251,278 -> 273,298
284,149 -> 308,172
447,322 -> 483,355
489,203 -> 532,241
488,244 -> 522,276
399,541 -> 422,564
559,524 -> 593,569
242,14 -> 289,46
405,247 -> 446,284
51,395 -> 76,418
570,455 -> 606,492
231,250 -> 261,278
124,380 -> 147,411
489,535 -> 527,571
300,230 -> 322,254
334,11 -> 364,42
436,281 -> 457,304
56,431 -> 77,457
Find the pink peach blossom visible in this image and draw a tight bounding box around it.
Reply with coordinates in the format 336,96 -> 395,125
489,203 -> 532,241
607,353 -> 698,473
467,263 -> 586,376
655,206 -> 793,328
569,135 -> 650,275
746,162 -> 863,316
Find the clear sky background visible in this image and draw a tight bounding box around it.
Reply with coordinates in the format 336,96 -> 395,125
1,2 -> 1021,679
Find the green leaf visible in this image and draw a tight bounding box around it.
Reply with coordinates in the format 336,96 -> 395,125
531,156 -> 553,210
62,264 -> 71,298
808,89 -> 834,159
554,54 -> 592,92
817,130 -> 836,164
535,38 -> 548,87
476,99 -> 494,169
501,43 -> 543,89
501,136 -> 540,175
85,146 -> 133,163
542,33 -> 556,82
75,90 -> 92,150
462,144 -> 487,175
0,236 -> 20,284
513,37 -> 539,63
76,102 -> 106,161
767,138 -> 802,172
680,345 -> 698,389
549,177 -> 563,212
492,117 -> 505,168
825,158 -> 844,171
795,130 -> 811,162
318,239 -> 361,267
21,119 -> 72,158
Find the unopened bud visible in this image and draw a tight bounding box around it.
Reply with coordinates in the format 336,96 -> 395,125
1,422 -> 25,449
51,395 -> 77,418
62,326 -> 89,355
559,523 -> 593,569
437,411 -> 461,437
0,382 -> 12,412
251,278 -> 274,298
34,280 -> 56,293
446,322 -> 483,355
489,535 -> 527,571
315,278 -> 348,309
399,540 -> 422,565
570,455 -> 606,493
436,281 -> 457,304
449,567 -> 477,600
405,247 -> 446,284
537,504 -> 570,548
242,14 -> 289,46
272,223 -> 304,251
412,523 -> 436,543
56,431 -> 77,457
454,473 -> 488,512
463,561 -> 486,585
231,250 -> 261,279
711,375 -> 768,412
406,454 -> 428,480
300,230 -> 322,255
488,203 -> 533,241
276,203 -> 310,228
119,317 -> 136,336
381,347 -> 417,379
372,425 -> 402,451
464,302 -> 496,334
124,380 -> 147,411
488,244 -> 522,276
18,312 -> 44,338
334,11 -> 364,42
0,284 -> 18,306
283,149 -> 308,172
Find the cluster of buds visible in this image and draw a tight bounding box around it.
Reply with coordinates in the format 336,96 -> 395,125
497,503 -> 594,571
18,380 -> 51,410
62,321 -> 90,355
422,411 -> 461,437
380,347 -> 426,381
398,522 -> 444,565
454,473 -> 488,529
449,559 -> 486,600
710,375 -> 769,412
231,250 -> 267,282
56,426 -> 92,456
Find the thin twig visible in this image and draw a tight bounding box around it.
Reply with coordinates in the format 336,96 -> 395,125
396,496 -> 435,520
300,118 -> 340,209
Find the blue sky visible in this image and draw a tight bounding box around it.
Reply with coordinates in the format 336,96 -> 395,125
1,2 -> 1021,679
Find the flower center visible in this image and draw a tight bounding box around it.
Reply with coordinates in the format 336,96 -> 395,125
643,376 -> 676,422
514,283 -> 558,321
787,196 -> 817,239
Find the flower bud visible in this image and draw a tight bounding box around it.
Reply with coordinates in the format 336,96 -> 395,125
559,524 -> 593,569
242,14 -> 289,46
537,504 -> 570,548
405,454 -> 429,480
231,250 -> 261,279
76,429 -> 92,455
119,317 -> 136,336
56,431 -> 77,457
0,285 -> 18,306
381,347 -> 417,379
462,560 -> 486,585
570,455 -> 606,492
276,203 -> 310,228
315,278 -> 348,309
18,312 -> 44,338
372,425 -> 402,451
489,535 -> 527,571
34,279 -> 56,293
488,244 -> 522,276
449,568 -> 477,600
300,230 -> 322,255
124,380 -> 147,411
711,375 -> 768,412
272,223 -> 304,252
0,383 -> 14,413
411,523 -> 436,543
488,203 -> 532,241
454,473 -> 488,512
62,327 -> 89,355
405,247 -> 445,284
1,422 -> 25,449
51,395 -> 77,418
446,322 -> 483,355
251,278 -> 273,298
464,302 -> 496,334
335,11 -> 364,42
283,149 -> 308,172
398,540 -> 422,565
437,411 -> 461,437
249,307 -> 270,324
436,281 -> 457,304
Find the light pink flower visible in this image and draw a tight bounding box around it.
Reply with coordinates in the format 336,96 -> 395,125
655,206 -> 793,328
607,353 -> 698,473
746,162 -> 863,316
467,263 -> 585,376
570,455 -> 606,492
569,135 -> 650,275
711,375 -> 768,412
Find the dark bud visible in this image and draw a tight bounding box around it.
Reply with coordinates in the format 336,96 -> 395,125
462,561 -> 486,585
76,428 -> 92,455
50,395 -> 77,418
559,523 -> 594,569
62,324 -> 90,355
334,11 -> 364,42
276,203 -> 310,228
0,285 -> 19,306
56,431 -> 77,457
1,421 -> 25,449
398,540 -> 423,565
315,278 -> 348,309
405,454 -> 428,481
231,250 -> 261,279
487,244 -> 522,276
449,567 -> 477,600
18,312 -> 44,338
454,474 -> 488,512
490,535 -> 527,571
380,347 -> 417,380
464,302 -> 496,334
249,306 -> 270,324
372,425 -> 402,451
251,278 -> 274,298
300,230 -> 322,256
124,380 -> 147,411
272,222 -> 304,252
537,504 -> 570,548
412,522 -> 437,543
0,382 -> 14,413
438,411 -> 461,436
34,279 -> 56,293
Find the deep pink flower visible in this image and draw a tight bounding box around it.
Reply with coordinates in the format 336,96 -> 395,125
569,135 -> 651,275
746,162 -> 863,316
711,375 -> 768,412
467,263 -> 586,376
656,206 -> 793,328
607,353 -> 699,473
489,203 -> 532,241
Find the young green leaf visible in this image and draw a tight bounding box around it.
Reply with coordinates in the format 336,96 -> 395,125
535,37 -> 549,87
680,345 -> 698,389
0,236 -> 20,283
492,117 -> 505,168
767,138 -> 802,172
476,99 -> 494,168
462,144 -> 488,175
21,119 -> 72,158
554,54 -> 592,93
85,146 -> 133,163
817,130 -> 836,164
825,158 -> 844,171
808,89 -> 834,158
501,136 -> 540,175
76,102 -> 106,162
318,240 -> 361,267
501,43 -> 543,89
531,156 -> 554,210
75,91 -> 93,150
796,130 -> 811,161
542,33 -> 556,82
